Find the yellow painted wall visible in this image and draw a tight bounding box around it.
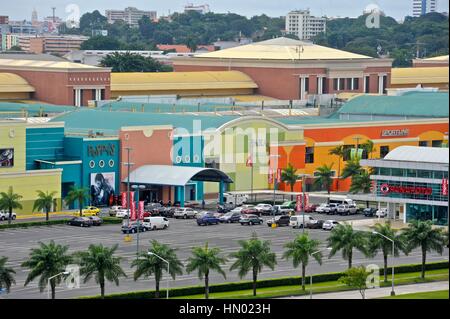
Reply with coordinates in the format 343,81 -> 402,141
0,171 -> 62,215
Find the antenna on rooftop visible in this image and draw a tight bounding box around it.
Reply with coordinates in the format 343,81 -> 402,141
52,7 -> 56,23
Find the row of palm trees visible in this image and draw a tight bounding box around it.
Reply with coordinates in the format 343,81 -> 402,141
1,220 -> 447,299
0,186 -> 90,224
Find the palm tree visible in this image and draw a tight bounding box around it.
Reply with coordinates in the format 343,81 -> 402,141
33,190 -> 57,221
0,186 -> 23,225
313,164 -> 334,202
349,169 -> 373,208
186,243 -> 227,299
369,222 -> 406,282
21,241 -> 72,299
65,186 -> 88,217
341,159 -> 363,179
362,140 -> 376,159
132,240 -> 183,298
402,220 -> 445,279
283,233 -> 322,291
74,244 -> 126,298
0,257 -> 16,293
328,146 -> 345,191
281,163 -> 299,200
327,223 -> 369,269
229,233 -> 277,296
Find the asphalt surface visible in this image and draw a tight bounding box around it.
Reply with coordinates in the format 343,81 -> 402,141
0,212 -> 448,299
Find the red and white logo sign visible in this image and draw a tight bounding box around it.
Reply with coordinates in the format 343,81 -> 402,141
380,183 -> 432,196
380,183 -> 390,195
442,179 -> 449,196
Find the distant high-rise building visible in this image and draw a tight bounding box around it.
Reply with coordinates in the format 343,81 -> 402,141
412,0 -> 437,17
285,10 -> 326,41
31,8 -> 38,24
184,4 -> 210,14
105,7 -> 157,27
0,16 -> 9,25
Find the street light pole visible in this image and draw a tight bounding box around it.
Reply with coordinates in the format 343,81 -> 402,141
124,147 -> 134,227
373,231 -> 395,296
132,185 -> 145,259
148,252 -> 170,299
47,271 -> 69,299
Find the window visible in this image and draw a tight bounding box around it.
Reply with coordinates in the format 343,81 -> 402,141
305,147 -> 314,163
383,75 -> 388,94
365,76 -> 370,93
314,170 -> 336,177
305,77 -> 310,93
432,140 -> 443,148
419,141 -> 429,147
333,78 -> 339,91
380,146 -> 389,158
346,78 -> 352,90
339,78 -> 345,91
343,145 -> 354,161
353,78 -> 359,90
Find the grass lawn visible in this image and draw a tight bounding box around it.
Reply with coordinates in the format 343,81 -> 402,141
171,269 -> 449,299
380,290 -> 449,299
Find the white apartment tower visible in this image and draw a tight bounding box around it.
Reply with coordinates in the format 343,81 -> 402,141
105,7 -> 157,27
286,10 -> 326,41
412,0 -> 437,17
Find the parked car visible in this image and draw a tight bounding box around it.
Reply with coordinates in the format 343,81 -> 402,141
289,215 -> 315,229
77,206 -> 100,217
217,203 -> 235,214
108,206 -> 122,217
160,207 -> 177,218
317,203 -> 338,215
68,217 -> 92,227
337,204 -> 350,215
116,209 -> 131,219
376,208 -> 388,218
143,217 -> 169,230
0,210 -> 16,221
219,211 -> 242,223
242,206 -> 260,215
306,219 -> 325,229
304,204 -> 318,213
239,214 -> 264,226
267,215 -> 291,227
255,203 -> 273,215
363,207 -> 378,217
315,204 -> 329,214
273,205 -> 294,215
88,216 -> 103,226
173,208 -> 198,219
322,220 -> 340,231
145,203 -> 164,216
121,221 -> 146,234
197,213 -> 221,226
281,201 -> 296,210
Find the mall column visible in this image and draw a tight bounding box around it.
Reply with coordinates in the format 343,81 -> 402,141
219,180 -> 224,205
178,186 -> 185,208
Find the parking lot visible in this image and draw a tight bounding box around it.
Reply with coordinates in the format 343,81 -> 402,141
1,212 -> 448,299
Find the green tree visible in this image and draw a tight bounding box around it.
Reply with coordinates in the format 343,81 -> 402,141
79,10 -> 108,35
328,146 -> 345,191
283,233 -> 322,291
369,222 -> 406,282
0,257 -> 15,293
80,36 -> 122,50
8,45 -> 22,51
186,243 -> 227,299
313,164 -> 334,201
327,223 -> 369,269
33,190 -> 57,222
402,220 -> 445,279
65,186 -> 88,217
0,186 -> 22,225
21,241 -> 72,299
100,52 -> 169,72
281,163 -> 299,199
229,233 -> 277,296
361,140 -> 376,159
349,169 -> 373,208
132,240 -> 183,298
341,159 -> 363,179
74,244 -> 126,298
339,266 -> 371,299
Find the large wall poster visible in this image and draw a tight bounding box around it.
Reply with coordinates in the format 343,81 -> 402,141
90,172 -> 115,206
0,148 -> 14,167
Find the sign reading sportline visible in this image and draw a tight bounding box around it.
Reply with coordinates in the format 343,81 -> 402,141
380,183 -> 433,195
381,129 -> 409,137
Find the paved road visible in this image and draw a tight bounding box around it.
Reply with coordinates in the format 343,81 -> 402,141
0,215 -> 447,299
284,281 -> 450,299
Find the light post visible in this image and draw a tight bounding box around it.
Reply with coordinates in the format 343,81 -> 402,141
310,248 -> 332,299
148,252 -> 170,299
269,154 -> 281,217
132,184 -> 146,258
47,271 -> 70,299
298,174 -> 311,234
373,231 -> 396,296
123,147 -> 134,227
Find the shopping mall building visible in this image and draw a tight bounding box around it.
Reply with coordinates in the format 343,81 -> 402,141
351,146 -> 448,226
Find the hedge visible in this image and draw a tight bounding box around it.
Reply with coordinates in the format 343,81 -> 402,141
0,217 -> 122,230
81,261 -> 449,299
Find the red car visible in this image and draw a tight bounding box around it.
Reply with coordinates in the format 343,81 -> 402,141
304,204 -> 318,213
242,207 -> 259,215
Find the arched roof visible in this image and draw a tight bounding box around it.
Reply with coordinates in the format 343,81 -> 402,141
124,165 -> 233,186
0,73 -> 35,93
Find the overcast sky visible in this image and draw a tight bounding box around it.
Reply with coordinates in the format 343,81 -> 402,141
3,0 -> 449,21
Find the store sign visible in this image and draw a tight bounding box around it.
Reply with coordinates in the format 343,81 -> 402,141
381,129 -> 409,137
87,144 -> 116,157
380,183 -> 432,196
442,179 -> 449,196
0,148 -> 14,167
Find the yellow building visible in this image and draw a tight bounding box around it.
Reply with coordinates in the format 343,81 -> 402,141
0,73 -> 35,100
390,67 -> 449,91
0,120 -> 62,215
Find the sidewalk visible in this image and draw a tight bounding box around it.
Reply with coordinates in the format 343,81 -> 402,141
16,211 -> 76,220
282,281 -> 449,299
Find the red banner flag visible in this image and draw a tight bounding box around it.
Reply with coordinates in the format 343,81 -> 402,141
246,154 -> 253,167
296,194 -> 303,212
268,168 -> 273,184
138,201 -> 145,220
304,194 -> 309,208
442,179 -> 448,196
130,201 -> 137,221
276,168 -> 282,183
121,192 -> 127,209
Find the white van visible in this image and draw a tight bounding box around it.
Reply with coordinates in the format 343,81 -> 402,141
143,217 -> 170,231
290,215 -> 314,229
329,197 -> 355,206
222,193 -> 249,206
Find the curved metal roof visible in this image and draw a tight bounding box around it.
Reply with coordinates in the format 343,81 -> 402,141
124,165 -> 233,186
0,73 -> 35,93
384,146 -> 449,164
